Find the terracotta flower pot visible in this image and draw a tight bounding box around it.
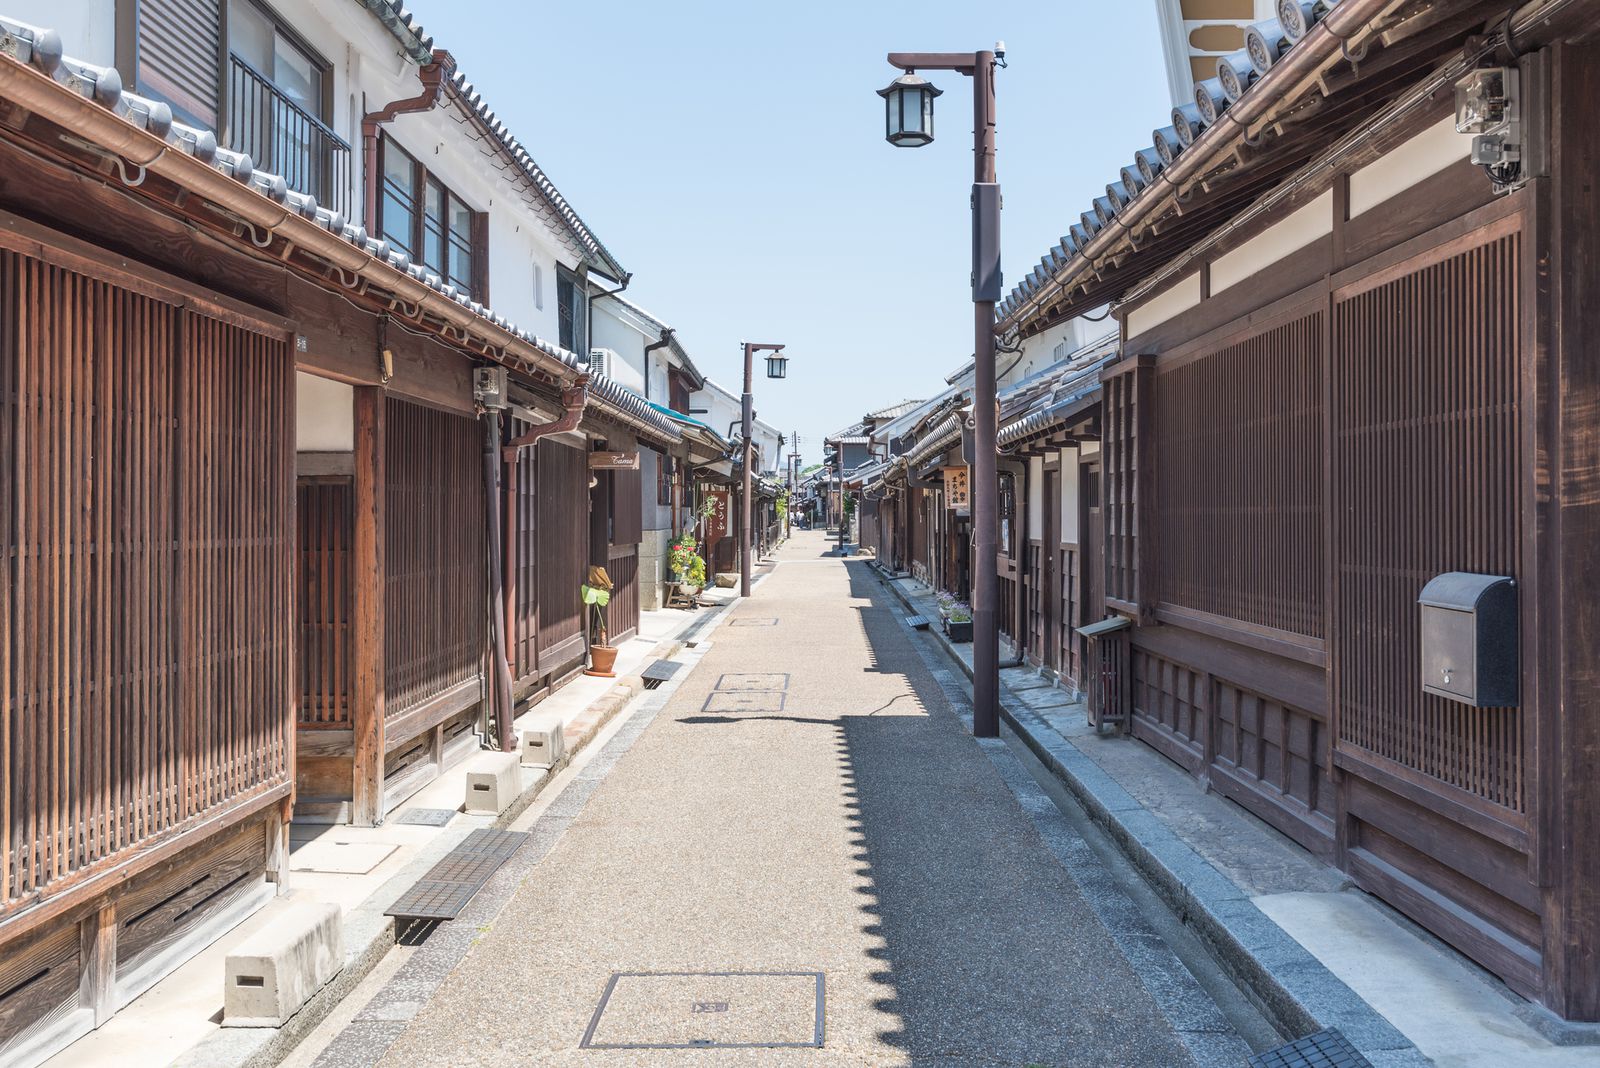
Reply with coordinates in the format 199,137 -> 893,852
584,644 -> 619,678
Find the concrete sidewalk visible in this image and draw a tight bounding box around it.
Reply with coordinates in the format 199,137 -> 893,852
307,530 -> 1255,1066
877,568 -> 1599,1068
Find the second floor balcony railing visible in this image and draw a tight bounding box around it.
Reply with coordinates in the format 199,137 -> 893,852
226,55 -> 351,220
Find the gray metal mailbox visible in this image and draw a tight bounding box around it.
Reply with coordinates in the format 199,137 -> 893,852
1417,572 -> 1517,707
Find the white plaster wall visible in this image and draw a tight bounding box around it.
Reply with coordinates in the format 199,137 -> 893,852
1061,447 -> 1079,544
1126,271 -> 1202,338
591,303 -> 649,394
10,0 -> 115,66
1211,190 -> 1334,294
1027,456 -> 1044,542
295,371 -> 353,452
1349,116 -> 1463,217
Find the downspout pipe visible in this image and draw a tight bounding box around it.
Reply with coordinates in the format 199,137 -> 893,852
483,379 -> 591,751
362,51 -> 451,236
642,328 -> 675,402
483,411 -> 515,751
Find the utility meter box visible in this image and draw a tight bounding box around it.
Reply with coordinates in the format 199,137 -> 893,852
1418,572 -> 1517,707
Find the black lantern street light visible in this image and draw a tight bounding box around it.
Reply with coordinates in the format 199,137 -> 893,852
739,341 -> 787,599
878,43 -> 1005,739
878,73 -> 942,147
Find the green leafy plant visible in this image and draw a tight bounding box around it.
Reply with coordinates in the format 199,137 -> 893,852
669,531 -> 706,589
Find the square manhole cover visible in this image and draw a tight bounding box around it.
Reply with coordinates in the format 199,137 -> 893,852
580,971 -> 824,1050
717,673 -> 790,691
702,691 -> 786,714
728,618 -> 778,627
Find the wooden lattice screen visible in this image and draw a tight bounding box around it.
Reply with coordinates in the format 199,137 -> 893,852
297,480 -> 352,727
1332,220 -> 1524,811
1156,311 -> 1324,638
1103,357 -> 1153,613
383,398 -> 486,720
1,248 -> 293,912
534,439 -> 586,667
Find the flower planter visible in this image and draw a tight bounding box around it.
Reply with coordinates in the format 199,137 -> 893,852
944,618 -> 973,643
585,644 -> 619,678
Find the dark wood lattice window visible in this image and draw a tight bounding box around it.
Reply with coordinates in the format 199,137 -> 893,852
1331,221 -> 1524,811
1156,310 -> 1324,638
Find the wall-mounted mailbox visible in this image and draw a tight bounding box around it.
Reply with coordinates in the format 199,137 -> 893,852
1418,572 -> 1517,707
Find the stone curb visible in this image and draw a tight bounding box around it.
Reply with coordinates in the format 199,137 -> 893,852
171,594 -> 749,1068
871,564 -> 1429,1068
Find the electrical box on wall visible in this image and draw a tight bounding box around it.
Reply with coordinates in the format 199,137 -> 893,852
1418,572 -> 1518,707
473,366 -> 508,409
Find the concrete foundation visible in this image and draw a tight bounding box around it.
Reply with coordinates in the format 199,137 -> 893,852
639,528 -> 670,611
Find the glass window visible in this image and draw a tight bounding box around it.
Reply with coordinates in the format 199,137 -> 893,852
422,178 -> 446,275
380,138 -> 417,259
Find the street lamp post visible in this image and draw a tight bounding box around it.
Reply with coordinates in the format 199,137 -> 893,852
740,341 -> 786,598
879,44 -> 1004,738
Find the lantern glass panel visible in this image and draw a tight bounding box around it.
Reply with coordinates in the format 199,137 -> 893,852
766,354 -> 787,379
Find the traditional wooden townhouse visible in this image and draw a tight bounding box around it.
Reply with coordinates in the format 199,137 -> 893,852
688,376 -> 782,574
0,1 -> 686,1059
995,0 -> 1600,1023
589,294 -> 712,609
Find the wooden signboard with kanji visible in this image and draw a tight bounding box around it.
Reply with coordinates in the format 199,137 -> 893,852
943,466 -> 969,511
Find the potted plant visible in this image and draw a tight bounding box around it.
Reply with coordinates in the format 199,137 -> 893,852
582,566 -> 617,677
944,598 -> 973,643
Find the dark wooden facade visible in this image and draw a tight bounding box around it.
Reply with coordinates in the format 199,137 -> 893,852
1092,39 -> 1600,1019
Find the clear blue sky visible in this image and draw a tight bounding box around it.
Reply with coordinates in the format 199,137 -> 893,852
407,0 -> 1173,467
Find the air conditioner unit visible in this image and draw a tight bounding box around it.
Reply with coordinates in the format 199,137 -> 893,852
588,347 -> 619,378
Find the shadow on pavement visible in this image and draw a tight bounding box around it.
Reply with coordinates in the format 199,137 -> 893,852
826,558 -> 1204,1067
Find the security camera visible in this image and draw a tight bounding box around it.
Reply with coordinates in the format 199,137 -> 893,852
994,41 -> 1006,60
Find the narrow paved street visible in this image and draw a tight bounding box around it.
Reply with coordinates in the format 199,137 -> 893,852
315,531 -> 1251,1067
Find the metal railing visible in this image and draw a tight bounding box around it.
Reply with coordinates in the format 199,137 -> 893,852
226,55 -> 351,219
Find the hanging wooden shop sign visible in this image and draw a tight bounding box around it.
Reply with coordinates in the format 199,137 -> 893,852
943,465 -> 970,511
589,451 -> 640,470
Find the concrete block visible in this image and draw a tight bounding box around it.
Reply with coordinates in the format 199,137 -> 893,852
464,752 -> 521,815
223,900 -> 342,1027
519,719 -> 566,769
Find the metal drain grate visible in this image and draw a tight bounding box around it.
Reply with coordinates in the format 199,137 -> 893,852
385,829 -> 526,922
641,659 -> 683,689
391,807 -> 456,827
903,614 -> 931,630
716,673 -> 790,691
728,618 -> 778,627
580,971 -> 824,1050
1250,1028 -> 1373,1068
702,691 -> 787,713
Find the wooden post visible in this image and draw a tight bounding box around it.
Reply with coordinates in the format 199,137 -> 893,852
265,800 -> 290,893
1541,37 -> 1600,1023
351,387 -> 386,826
78,903 -> 116,1027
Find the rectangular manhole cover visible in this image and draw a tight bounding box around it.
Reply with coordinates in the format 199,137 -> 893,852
392,807 -> 456,827
702,691 -> 786,714
580,971 -> 824,1050
728,618 -> 778,627
716,673 -> 790,691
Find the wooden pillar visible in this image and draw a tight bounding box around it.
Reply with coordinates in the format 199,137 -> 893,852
351,387 -> 386,827
1540,37 -> 1600,1023
265,800 -> 290,893
78,904 -> 116,1027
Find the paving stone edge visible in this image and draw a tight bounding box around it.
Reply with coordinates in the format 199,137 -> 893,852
872,564 -> 1430,1068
